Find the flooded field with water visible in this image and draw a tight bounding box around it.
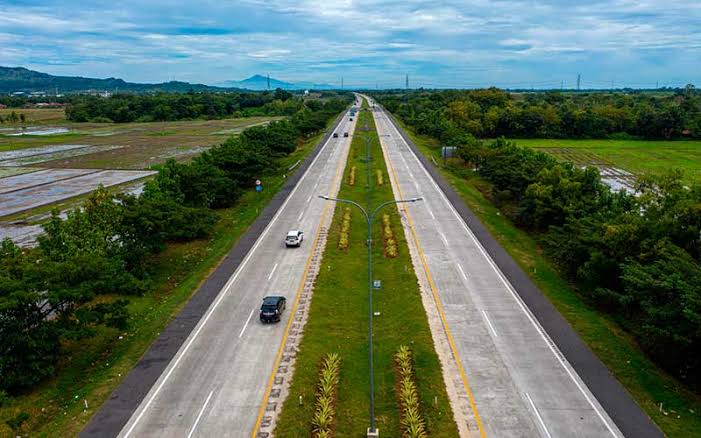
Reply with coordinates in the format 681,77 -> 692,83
0,109 -> 283,245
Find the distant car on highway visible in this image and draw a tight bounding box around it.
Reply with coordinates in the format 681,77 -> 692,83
349,117 -> 353,121
343,132 -> 349,137
333,132 -> 338,138
260,296 -> 286,323
285,230 -> 304,247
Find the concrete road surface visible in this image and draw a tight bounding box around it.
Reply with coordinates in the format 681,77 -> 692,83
372,100 -> 626,438
115,109 -> 358,437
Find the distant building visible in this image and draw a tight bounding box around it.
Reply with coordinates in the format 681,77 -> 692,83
0,104 -> 6,109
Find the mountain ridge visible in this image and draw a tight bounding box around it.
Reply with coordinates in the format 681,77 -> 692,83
0,66 -> 338,93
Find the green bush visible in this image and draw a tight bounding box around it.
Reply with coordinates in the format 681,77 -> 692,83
338,208 -> 352,251
394,346 -> 427,438
349,166 -> 356,186
382,214 -> 399,258
311,353 -> 341,437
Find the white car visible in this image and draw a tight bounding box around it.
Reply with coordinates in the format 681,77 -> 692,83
285,230 -> 304,247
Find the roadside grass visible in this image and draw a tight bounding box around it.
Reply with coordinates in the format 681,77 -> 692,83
0,126 -> 330,437
275,108 -> 458,437
400,122 -> 701,437
514,138 -> 701,183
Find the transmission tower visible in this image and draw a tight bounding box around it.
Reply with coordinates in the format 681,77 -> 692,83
576,74 -> 581,91
405,74 -> 409,90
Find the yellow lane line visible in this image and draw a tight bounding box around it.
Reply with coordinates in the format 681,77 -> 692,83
377,111 -> 488,438
251,121 -> 351,437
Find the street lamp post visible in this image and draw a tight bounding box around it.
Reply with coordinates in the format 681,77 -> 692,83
318,195 -> 422,437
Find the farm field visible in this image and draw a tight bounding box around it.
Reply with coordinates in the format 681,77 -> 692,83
515,138 -> 701,184
0,111 -> 283,244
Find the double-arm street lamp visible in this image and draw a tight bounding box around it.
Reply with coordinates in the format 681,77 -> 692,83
318,195 -> 422,437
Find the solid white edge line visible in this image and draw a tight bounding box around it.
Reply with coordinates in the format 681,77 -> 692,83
121,112 -> 344,438
239,308 -> 256,338
525,392 -> 553,438
456,263 -> 468,280
267,263 -> 279,280
481,310 -> 498,338
187,390 -> 214,438
379,107 -> 621,437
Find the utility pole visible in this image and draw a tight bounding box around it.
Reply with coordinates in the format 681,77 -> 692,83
576,73 -> 581,91
561,80 -> 564,91
341,76 -> 344,90
405,74 -> 409,90
267,74 -> 270,90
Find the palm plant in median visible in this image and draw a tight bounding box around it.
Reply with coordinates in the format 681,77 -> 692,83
311,353 -> 341,437
395,346 -> 427,438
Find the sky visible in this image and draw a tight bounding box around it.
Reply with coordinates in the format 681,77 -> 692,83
1,0 -> 700,89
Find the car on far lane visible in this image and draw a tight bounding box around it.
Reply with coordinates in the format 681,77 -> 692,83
350,117 -> 353,121
343,132 -> 349,137
260,296 -> 286,323
333,132 -> 338,138
285,230 -> 304,247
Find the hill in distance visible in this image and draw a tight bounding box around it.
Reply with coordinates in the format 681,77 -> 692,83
0,66 -> 241,94
0,66 -> 339,94
221,74 -> 336,90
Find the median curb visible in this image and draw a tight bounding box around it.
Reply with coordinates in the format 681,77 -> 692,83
80,110 -> 347,438
382,108 -> 664,438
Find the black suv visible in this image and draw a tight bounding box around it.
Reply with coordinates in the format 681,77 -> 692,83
260,296 -> 286,323
333,132 -> 338,138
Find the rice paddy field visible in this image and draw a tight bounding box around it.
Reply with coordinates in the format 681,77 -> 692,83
515,138 -> 701,184
0,108 -> 282,244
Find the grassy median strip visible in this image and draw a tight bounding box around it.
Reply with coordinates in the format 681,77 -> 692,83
275,107 -> 458,437
0,127 -> 330,437
395,119 -> 701,437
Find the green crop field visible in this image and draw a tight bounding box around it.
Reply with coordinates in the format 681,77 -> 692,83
514,138 -> 701,183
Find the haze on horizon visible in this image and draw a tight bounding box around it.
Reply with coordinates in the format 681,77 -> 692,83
1,0 -> 700,89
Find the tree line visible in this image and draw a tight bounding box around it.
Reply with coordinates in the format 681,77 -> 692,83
0,96 -> 350,393
378,86 -> 701,140
64,88 -> 312,123
375,93 -> 701,390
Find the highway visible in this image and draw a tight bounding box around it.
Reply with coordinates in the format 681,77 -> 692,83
371,99 -> 626,438
114,105 -> 358,437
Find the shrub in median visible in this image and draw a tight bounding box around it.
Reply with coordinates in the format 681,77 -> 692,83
311,353 -> 341,438
348,166 -> 356,186
338,208 -> 352,251
382,213 -> 398,258
394,346 -> 427,438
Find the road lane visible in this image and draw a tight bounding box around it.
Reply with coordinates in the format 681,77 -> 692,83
372,100 -> 624,438
117,107 -> 358,437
